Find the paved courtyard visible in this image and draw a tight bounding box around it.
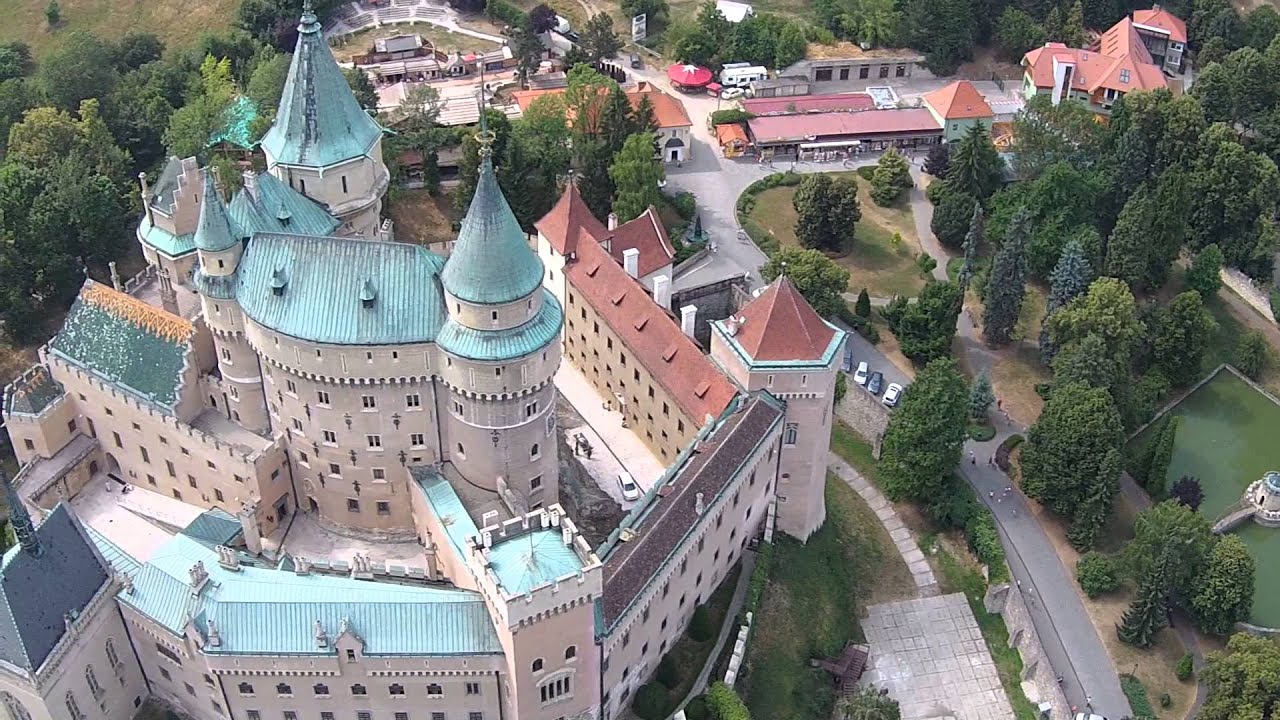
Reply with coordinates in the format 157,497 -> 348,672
554,363 -> 665,489
862,593 -> 1014,720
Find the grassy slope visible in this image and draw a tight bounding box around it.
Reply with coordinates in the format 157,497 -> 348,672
5,0 -> 236,57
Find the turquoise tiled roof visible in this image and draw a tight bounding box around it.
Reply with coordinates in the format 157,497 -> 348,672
209,96 -> 259,150
235,233 -> 446,345
229,172 -> 340,238
194,168 -> 239,253
137,216 -> 196,257
180,509 -> 243,549
440,156 -> 545,305
437,289 -> 562,361
4,367 -> 64,416
83,524 -> 143,577
122,533 -> 502,656
487,530 -> 585,595
411,467 -> 478,558
49,282 -> 193,410
259,9 -> 384,168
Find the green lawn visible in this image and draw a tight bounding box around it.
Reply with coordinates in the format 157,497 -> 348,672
1,0 -> 236,57
745,173 -> 928,299
831,420 -> 879,479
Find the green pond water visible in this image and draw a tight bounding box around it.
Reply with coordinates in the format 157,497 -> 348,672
1130,370 -> 1280,628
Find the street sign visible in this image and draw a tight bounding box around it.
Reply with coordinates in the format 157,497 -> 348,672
631,13 -> 647,42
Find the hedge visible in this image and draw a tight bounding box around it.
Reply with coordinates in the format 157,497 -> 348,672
835,303 -> 881,344
710,108 -> 755,126
927,477 -> 1006,582
706,682 -> 751,720
746,540 -> 773,614
1120,674 -> 1157,720
994,434 -> 1024,472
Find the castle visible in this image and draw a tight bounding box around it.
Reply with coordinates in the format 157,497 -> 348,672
0,6 -> 846,720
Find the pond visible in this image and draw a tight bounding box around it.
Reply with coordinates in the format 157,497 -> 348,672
1131,369 -> 1280,627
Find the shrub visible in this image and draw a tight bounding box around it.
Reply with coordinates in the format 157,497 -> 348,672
746,541 -> 773,613
965,511 -> 1005,576
705,682 -> 750,720
1120,674 -> 1156,720
632,683 -> 669,720
669,192 -> 697,221
917,253 -> 937,274
856,165 -> 877,181
1175,653 -> 1194,681
1160,692 -> 1173,709
688,604 -> 715,642
1076,551 -> 1118,598
1235,330 -> 1268,379
835,303 -> 881,343
485,0 -> 527,27
684,694 -> 710,720
710,108 -> 754,126
994,434 -> 1024,471
656,654 -> 681,689
1270,289 -> 1280,326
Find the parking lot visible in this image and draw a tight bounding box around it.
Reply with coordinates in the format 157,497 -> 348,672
841,326 -> 912,407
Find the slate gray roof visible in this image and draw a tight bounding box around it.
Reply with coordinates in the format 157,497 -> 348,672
0,505 -> 111,672
4,367 -> 64,416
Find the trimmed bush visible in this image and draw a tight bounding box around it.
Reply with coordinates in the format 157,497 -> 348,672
669,192 -> 697,221
656,654 -> 681,689
1235,330 -> 1268,379
1075,551 -> 1118,598
994,434 -> 1024,471
1175,653 -> 1194,681
710,108 -> 754,126
705,682 -> 750,720
684,694 -> 710,720
688,604 -> 715,642
965,511 -> 1005,577
746,541 -> 773,613
1160,692 -> 1172,709
632,683 -> 669,720
1120,674 -> 1156,720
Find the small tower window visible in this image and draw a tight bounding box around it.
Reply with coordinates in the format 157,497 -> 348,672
217,259 -> 224,269
341,176 -> 349,194
299,178 -> 307,195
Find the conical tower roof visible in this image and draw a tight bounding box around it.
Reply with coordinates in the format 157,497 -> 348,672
733,276 -> 838,362
194,169 -> 239,253
440,152 -> 544,305
259,2 -> 384,168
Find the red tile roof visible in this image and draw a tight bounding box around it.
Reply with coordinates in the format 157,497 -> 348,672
715,123 -> 748,147
1133,6 -> 1187,44
1022,17 -> 1168,97
746,108 -> 941,145
608,207 -> 675,278
510,82 -> 692,129
566,237 -> 737,422
535,182 -> 608,256
923,81 -> 994,120
730,277 -> 838,362
741,92 -> 876,116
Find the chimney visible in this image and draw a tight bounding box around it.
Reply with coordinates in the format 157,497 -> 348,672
695,492 -> 705,515
138,172 -> 154,225
607,212 -> 619,231
109,261 -> 122,291
242,170 -> 258,201
623,248 -> 640,278
158,268 -> 180,316
314,620 -> 328,648
680,304 -> 697,338
653,274 -> 672,310
206,619 -> 221,647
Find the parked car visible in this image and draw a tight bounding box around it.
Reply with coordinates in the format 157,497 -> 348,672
618,472 -> 640,501
853,361 -> 869,386
1073,715 -> 1106,720
841,344 -> 854,373
882,383 -> 903,407
721,87 -> 745,100
630,53 -> 642,69
866,371 -> 884,395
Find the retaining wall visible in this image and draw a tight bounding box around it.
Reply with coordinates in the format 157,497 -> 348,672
1221,268 -> 1275,323
984,583 -> 1071,719
835,382 -> 890,453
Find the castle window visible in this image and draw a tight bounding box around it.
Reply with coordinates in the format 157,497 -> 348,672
322,430 -> 337,444
524,401 -> 539,418
313,683 -> 329,696
342,176 -> 349,194
427,684 -> 443,697
166,460 -> 176,477
361,395 -> 376,409
532,658 -> 544,673
456,443 -> 465,458
372,468 -> 385,480
276,683 -> 292,696
351,684 -> 367,696
238,683 -> 254,696
466,682 -> 481,696
217,259 -> 224,269
538,675 -> 572,704
530,443 -> 540,460
299,178 -> 307,195
565,645 -> 576,660
347,499 -> 360,512
246,712 -> 260,720
188,476 -> 197,489
140,446 -> 150,463
346,649 -> 356,662
220,347 -> 231,361
215,488 -> 225,502
470,713 -> 484,720
1,693 -> 31,720
389,683 -> 405,696
292,417 -> 303,432
86,665 -> 103,698
377,502 -> 391,515
113,432 -> 122,448
531,475 -> 542,490
317,390 -> 330,405
286,380 -> 297,395
329,463 -> 341,477
105,639 -> 120,670
172,489 -> 182,501
783,424 -> 798,446
367,434 -> 382,449
410,433 -> 426,447
406,393 -> 421,408
453,400 -> 464,415
495,366 -> 503,377
492,310 -> 500,322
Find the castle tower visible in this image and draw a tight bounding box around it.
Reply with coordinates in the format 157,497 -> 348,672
192,169 -> 272,433
709,277 -> 846,541
259,1 -> 388,240
436,131 -> 563,512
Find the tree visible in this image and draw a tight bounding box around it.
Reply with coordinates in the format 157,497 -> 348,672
879,358 -> 969,503
1187,243 -> 1224,300
995,7 -> 1047,61
1047,278 -> 1143,390
1152,290 -> 1217,386
705,683 -> 749,720
906,0 -> 975,74
1234,330 -> 1268,379
1191,536 -> 1255,635
512,27 -> 545,88
1039,236 -> 1092,364
600,84 -> 634,154
883,281 -> 963,364
622,0 -> 669,23
1011,95 -> 1105,180
1126,500 -> 1215,599
1105,183 -> 1178,291
37,32 -> 120,112
838,687 -> 901,720
164,54 -> 236,159
688,604 -> 715,641
983,206 -> 1029,345
1076,551 -> 1118,598
45,0 -> 60,26
1199,633 -> 1280,720
342,66 -> 378,111
1188,126 -> 1280,278
957,201 -> 982,289
793,174 -> 861,252
760,248 -> 851,318
400,84 -> 443,131
931,187 -> 977,250
1169,475 -> 1205,511
581,13 -> 622,62
855,288 -> 871,318
1063,0 -> 1087,47
870,146 -> 912,206
1143,415 -> 1180,497
632,683 -> 668,720
1117,550 -> 1171,648
116,31 -> 165,70
610,132 -> 664,222
1021,382 -> 1123,524
631,93 -> 658,139
247,51 -> 292,119
924,143 -> 951,178
528,3 -> 558,32
454,108 -> 513,211
775,22 -> 807,68
969,371 -> 994,420
947,123 -> 1003,200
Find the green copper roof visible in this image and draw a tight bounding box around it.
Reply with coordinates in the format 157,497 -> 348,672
194,169 -> 239,253
235,233 -> 446,345
410,467 -> 479,558
229,171 -> 340,237
180,509 -> 243,548
488,530 -> 585,596
137,216 -> 196,257
259,8 -> 384,167
209,96 -> 260,150
49,282 -> 193,410
437,289 -> 562,361
440,155 -> 545,305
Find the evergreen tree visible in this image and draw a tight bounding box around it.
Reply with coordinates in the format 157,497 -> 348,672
631,93 -> 659,153
600,84 -> 634,154
1117,550 -> 1171,648
855,288 -> 871,318
45,0 -> 60,25
1063,0 -> 1087,47
947,123 -> 1004,201
610,132 -> 664,222
1106,184 -> 1171,291
1191,535 -> 1255,635
576,139 -> 616,221
879,358 -> 969,503
1039,237 -> 1093,364
793,174 -> 861,252
924,142 -> 951,178
983,207 -> 1030,345
969,371 -> 994,420
931,187 -> 977,250
1067,449 -> 1120,550
958,201 -> 983,290
884,281 -> 964,364
1143,416 -> 1180,497
581,13 -> 622,61
870,146 -> 912,206
1186,243 -> 1225,299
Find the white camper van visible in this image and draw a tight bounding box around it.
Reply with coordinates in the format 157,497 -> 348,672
719,62 -> 767,88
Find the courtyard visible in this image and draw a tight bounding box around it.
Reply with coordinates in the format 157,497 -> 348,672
1129,367 -> 1280,627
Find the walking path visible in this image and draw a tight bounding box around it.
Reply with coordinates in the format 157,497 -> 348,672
829,453 -> 938,597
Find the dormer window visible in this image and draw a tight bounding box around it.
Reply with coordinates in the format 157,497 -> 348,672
360,279 -> 376,309
270,267 -> 288,296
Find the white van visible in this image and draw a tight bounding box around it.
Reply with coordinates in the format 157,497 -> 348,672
719,63 -> 767,88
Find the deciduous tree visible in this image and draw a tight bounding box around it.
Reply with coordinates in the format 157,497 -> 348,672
924,142 -> 951,178
995,7 -> 1047,61
1047,278 -> 1143,389
760,247 -> 851,318
1191,536 -> 1255,635
879,358 -> 969,503
1020,382 -> 1123,527
1187,243 -> 1225,300
1234,330 -> 1268,379
1152,290 -> 1217,386
931,187 -> 976,250
1199,633 -> 1280,720
883,281 -> 963,364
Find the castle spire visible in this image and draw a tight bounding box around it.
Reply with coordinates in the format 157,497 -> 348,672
2,469 -> 40,557
194,168 -> 238,253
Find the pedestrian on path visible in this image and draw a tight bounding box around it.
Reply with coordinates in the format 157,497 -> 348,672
969,451 -> 976,464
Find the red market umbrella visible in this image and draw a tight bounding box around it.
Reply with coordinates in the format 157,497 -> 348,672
667,64 -> 713,88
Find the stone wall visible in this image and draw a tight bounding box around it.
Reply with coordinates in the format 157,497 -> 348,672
1221,268 -> 1275,323
834,382 -> 890,452
984,583 -> 1070,718
670,275 -> 751,348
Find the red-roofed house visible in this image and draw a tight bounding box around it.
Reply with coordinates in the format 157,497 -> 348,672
710,276 -> 846,540
922,81 -> 995,141
1132,5 -> 1187,73
510,82 -> 695,163
1021,9 -> 1175,115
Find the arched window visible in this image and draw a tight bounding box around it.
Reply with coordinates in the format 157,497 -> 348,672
531,658 -> 544,673
0,692 -> 32,720
783,423 -> 798,445
530,443 -> 540,459
105,638 -> 120,669
86,665 -> 102,698
565,645 -> 576,660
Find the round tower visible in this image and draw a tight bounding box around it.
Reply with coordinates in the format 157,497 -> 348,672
192,168 -> 272,433
436,134 -> 563,511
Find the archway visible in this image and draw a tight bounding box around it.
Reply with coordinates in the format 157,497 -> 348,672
103,453 -> 122,484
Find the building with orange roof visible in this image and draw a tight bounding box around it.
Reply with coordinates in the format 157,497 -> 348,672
1132,5 -> 1187,72
510,82 -> 694,162
1021,9 -> 1174,115
922,80 -> 995,141
715,122 -> 749,157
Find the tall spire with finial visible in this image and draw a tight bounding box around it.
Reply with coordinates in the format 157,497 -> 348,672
3,469 -> 40,557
